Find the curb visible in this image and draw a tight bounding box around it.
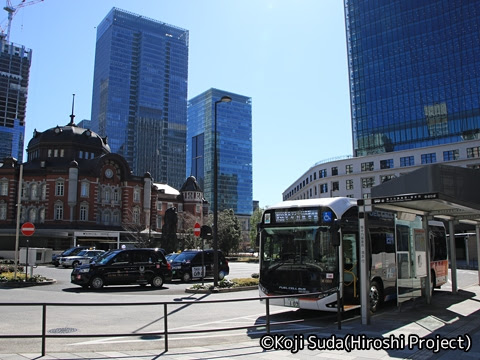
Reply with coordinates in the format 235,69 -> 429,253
0,279 -> 56,288
185,285 -> 257,294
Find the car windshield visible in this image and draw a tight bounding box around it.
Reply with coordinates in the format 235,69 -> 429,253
93,250 -> 119,265
62,248 -> 81,256
172,252 -> 197,262
77,250 -> 88,256
166,253 -> 179,261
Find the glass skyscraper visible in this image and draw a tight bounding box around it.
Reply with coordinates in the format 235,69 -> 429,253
91,8 -> 189,189
187,88 -> 252,216
345,0 -> 480,156
0,38 -> 31,162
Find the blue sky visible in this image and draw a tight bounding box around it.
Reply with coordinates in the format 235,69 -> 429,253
7,0 -> 352,209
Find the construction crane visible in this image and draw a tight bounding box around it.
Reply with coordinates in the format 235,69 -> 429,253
3,0 -> 44,42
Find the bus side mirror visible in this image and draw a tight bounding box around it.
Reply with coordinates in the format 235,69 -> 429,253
255,223 -> 261,246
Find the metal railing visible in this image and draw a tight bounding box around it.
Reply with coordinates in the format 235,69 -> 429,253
0,291 -> 340,356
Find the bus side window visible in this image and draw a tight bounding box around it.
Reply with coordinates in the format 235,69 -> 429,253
343,234 -> 356,266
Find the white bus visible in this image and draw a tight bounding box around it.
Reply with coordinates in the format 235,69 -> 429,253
257,198 -> 448,312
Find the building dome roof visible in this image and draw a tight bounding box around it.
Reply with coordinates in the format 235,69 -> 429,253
28,123 -> 110,154
180,175 -> 203,192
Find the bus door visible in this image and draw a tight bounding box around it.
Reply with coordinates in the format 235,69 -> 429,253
396,224 -> 423,304
342,233 -> 359,307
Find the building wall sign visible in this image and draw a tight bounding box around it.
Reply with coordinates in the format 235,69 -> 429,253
372,193 -> 438,204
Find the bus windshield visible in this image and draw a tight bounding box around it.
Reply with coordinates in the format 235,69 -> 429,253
260,226 -> 337,294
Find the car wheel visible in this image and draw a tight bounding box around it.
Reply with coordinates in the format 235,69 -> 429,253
151,275 -> 164,288
182,272 -> 191,282
90,276 -> 104,289
369,280 -> 383,313
218,271 -> 226,280
72,261 -> 79,268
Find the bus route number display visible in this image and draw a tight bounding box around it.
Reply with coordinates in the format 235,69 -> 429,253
274,209 -> 319,224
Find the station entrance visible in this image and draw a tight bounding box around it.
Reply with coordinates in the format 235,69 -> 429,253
73,231 -> 121,251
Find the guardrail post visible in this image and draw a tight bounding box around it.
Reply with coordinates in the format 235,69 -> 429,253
164,303 -> 168,352
42,304 -> 46,356
265,298 -> 270,334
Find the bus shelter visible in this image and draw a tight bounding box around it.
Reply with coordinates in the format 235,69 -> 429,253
359,164 -> 480,324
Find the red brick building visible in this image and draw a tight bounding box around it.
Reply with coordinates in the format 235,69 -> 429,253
0,119 -> 208,256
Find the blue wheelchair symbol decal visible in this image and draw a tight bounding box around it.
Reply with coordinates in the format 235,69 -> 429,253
322,211 -> 333,223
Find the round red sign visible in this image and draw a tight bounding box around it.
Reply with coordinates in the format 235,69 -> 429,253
21,222 -> 35,236
194,222 -> 201,237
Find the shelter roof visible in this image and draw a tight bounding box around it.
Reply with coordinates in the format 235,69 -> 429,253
371,164 -> 480,223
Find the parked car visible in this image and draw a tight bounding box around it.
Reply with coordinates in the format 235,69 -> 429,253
71,248 -> 172,289
170,249 -> 229,282
52,246 -> 89,267
59,249 -> 105,268
165,252 -> 180,263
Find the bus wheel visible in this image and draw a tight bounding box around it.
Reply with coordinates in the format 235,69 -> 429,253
369,281 -> 383,313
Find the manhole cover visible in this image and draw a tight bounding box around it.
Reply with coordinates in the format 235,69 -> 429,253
48,327 -> 78,334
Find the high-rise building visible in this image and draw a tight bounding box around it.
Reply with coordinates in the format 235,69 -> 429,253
91,8 -> 189,189
284,0 -> 480,204
187,88 -> 252,216
345,0 -> 480,156
0,37 -> 31,162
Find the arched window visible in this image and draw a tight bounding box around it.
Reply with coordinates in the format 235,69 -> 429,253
80,204 -> 88,221
133,187 -> 141,202
41,183 -> 47,200
29,208 -> 37,223
39,208 -> 45,223
133,207 -> 140,224
0,179 -> 8,196
81,182 -> 89,197
102,210 -> 111,225
113,188 -> 120,203
56,180 -> 64,196
104,187 -> 111,202
31,183 -> 38,200
113,210 -> 121,225
54,202 -> 63,220
0,202 -> 7,220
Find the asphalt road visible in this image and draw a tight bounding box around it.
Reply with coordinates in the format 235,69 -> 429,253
21,260 -> 259,295
0,263 -> 478,355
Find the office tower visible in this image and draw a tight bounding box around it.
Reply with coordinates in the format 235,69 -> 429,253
0,37 -> 31,162
345,0 -> 480,156
187,88 -> 252,216
91,8 -> 189,189
77,119 -> 91,129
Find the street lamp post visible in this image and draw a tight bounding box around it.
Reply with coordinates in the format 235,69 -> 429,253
213,95 -> 232,287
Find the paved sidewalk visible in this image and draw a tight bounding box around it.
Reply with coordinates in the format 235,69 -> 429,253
2,285 -> 480,359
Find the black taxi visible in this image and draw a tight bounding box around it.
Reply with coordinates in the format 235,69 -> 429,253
71,248 -> 172,289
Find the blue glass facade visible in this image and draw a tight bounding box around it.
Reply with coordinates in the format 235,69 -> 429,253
345,0 -> 480,156
187,89 -> 253,216
0,39 -> 31,162
91,8 -> 189,189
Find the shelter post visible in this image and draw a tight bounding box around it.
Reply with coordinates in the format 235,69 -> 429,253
449,220 -> 457,294
476,224 -> 480,286
424,217 -> 432,304
358,199 -> 371,325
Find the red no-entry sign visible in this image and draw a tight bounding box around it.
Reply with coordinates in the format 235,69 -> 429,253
21,222 -> 35,236
194,222 -> 201,237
